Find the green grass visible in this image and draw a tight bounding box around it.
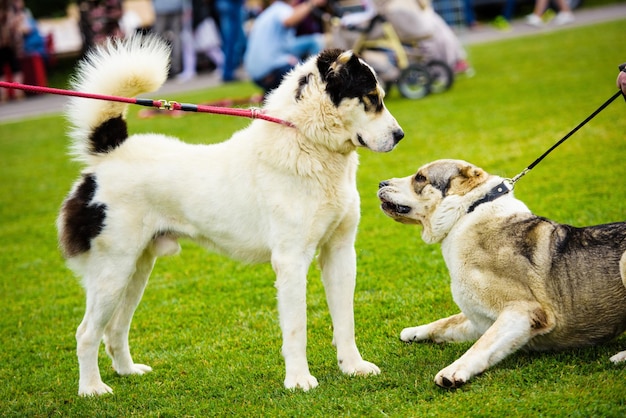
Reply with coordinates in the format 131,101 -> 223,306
2,20 -> 626,417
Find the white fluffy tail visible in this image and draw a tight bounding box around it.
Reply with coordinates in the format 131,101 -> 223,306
65,34 -> 170,163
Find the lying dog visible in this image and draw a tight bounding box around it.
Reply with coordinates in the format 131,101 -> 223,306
377,159 -> 626,388
58,35 -> 404,396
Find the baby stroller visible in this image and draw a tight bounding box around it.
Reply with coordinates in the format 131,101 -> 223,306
330,2 -> 454,99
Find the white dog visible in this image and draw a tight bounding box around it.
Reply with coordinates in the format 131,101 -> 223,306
58,35 -> 404,396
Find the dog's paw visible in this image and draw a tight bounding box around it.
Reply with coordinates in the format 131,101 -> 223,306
610,350 -> 626,364
284,373 -> 319,391
400,325 -> 429,342
116,363 -> 153,376
78,381 -> 113,397
434,366 -> 470,389
339,359 -> 381,376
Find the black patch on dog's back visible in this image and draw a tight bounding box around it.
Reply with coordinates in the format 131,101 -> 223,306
551,221 -> 626,257
515,216 -> 549,266
59,173 -> 107,257
90,116 -> 128,154
316,49 -> 379,108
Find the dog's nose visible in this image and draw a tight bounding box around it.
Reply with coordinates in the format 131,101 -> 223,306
393,129 -> 404,144
379,181 -> 389,189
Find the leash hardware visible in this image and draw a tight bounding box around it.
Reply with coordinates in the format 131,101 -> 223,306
249,107 -> 261,119
157,99 -> 180,111
156,99 -> 171,110
508,169 -> 529,187
501,178 -> 515,192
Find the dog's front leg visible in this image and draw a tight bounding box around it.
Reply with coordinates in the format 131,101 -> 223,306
319,235 -> 380,378
272,251 -> 318,391
400,313 -> 482,343
434,305 -> 549,388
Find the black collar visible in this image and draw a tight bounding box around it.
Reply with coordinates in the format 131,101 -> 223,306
466,181 -> 512,213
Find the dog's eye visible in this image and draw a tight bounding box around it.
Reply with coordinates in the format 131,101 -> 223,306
363,93 -> 382,112
414,174 -> 426,182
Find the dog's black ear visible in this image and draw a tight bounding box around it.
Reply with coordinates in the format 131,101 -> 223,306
317,49 -> 378,107
316,48 -> 348,83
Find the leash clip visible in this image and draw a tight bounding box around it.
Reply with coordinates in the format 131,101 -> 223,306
156,99 -> 170,110
157,99 -> 180,111
249,107 -> 261,119
501,178 -> 515,192
509,168 -> 530,187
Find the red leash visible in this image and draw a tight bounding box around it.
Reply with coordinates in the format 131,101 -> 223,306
0,81 -> 295,128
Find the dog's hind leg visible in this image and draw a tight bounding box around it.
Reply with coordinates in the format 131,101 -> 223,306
433,304 -> 552,388
103,248 -> 156,377
75,254 -> 141,396
609,251 -> 626,363
318,231 -> 380,378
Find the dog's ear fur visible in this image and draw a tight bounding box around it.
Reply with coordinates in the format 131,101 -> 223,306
317,49 -> 353,83
317,49 -> 376,107
450,164 -> 488,196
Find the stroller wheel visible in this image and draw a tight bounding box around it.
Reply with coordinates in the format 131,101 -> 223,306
397,64 -> 431,100
426,60 -> 454,94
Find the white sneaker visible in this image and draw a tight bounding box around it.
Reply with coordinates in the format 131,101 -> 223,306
553,11 -> 575,25
525,14 -> 543,27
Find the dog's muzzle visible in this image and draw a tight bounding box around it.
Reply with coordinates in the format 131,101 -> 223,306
380,201 -> 411,214
378,182 -> 411,214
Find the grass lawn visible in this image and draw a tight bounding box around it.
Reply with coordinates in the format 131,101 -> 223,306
1,19 -> 626,417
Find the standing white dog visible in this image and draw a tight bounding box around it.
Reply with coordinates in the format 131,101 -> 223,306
58,35 -> 404,396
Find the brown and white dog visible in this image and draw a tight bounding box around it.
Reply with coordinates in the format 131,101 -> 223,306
377,159 -> 626,388
58,34 -> 404,396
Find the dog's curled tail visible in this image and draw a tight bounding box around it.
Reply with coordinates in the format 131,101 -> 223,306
66,34 -> 170,163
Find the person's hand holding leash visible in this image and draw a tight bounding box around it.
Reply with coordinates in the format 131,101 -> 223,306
617,63 -> 626,96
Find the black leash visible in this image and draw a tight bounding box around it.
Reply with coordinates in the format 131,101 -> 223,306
467,64 -> 626,214
509,89 -> 623,186
508,63 -> 626,186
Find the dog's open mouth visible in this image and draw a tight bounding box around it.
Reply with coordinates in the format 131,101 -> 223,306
381,201 -> 411,214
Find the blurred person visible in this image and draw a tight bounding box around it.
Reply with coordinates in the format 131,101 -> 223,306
176,0 -> 195,82
244,0 -> 327,95
78,0 -> 124,54
463,0 -> 516,30
152,0 -> 185,76
193,6 -> 224,73
13,0 -> 46,58
0,0 -> 25,101
215,0 -> 246,82
417,0 -> 472,73
294,0 -> 331,35
339,0 -> 472,75
462,0 -> 477,29
178,0 -> 225,82
526,0 -> 574,26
